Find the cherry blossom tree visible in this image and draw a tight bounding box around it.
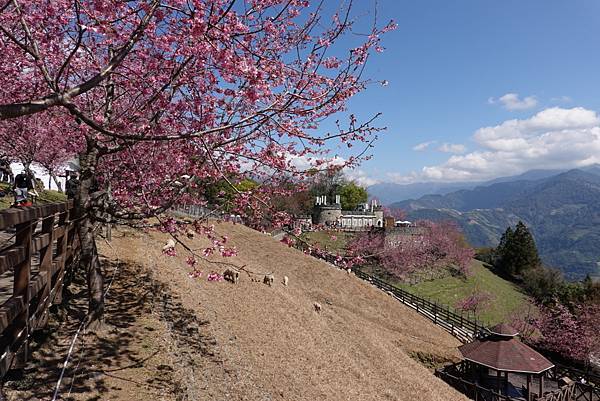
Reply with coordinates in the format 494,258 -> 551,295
0,1 -> 395,327
531,302 -> 600,364
456,290 -> 493,315
0,111 -> 79,189
348,220 -> 474,280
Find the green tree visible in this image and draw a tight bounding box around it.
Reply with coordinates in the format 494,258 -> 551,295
203,178 -> 258,212
521,266 -> 564,302
494,226 -> 514,273
495,221 -> 541,277
512,221 -> 541,274
339,182 -> 368,210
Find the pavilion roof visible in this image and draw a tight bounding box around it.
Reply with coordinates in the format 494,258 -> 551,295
488,323 -> 519,337
459,325 -> 554,374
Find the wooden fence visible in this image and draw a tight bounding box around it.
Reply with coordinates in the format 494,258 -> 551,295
437,361 -> 600,401
352,269 -> 485,342
171,204 -> 240,222
536,379 -> 600,401
0,201 -> 79,378
548,364 -> 600,388
436,361 -> 520,400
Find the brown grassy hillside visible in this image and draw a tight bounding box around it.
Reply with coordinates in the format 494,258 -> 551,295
6,221 -> 468,401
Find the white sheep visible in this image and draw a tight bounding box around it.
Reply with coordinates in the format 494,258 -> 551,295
283,276 -> 289,286
223,269 -> 239,284
314,302 -> 322,313
263,274 -> 274,286
162,238 -> 176,252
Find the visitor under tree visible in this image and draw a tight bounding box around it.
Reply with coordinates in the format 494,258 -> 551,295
12,170 -> 34,206
66,172 -> 80,199
0,156 -> 12,183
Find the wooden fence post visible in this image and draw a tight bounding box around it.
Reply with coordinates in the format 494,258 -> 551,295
54,209 -> 69,305
12,218 -> 33,368
37,213 -> 55,329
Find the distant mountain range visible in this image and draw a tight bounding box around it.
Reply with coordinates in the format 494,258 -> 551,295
367,169 -> 566,205
380,165 -> 600,281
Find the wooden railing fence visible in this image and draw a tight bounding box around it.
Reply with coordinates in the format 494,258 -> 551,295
548,365 -> 600,388
435,366 -> 518,401
171,204 -> 241,222
172,204 -> 215,218
438,361 -> 599,401
353,269 -> 485,342
0,201 -> 79,378
567,383 -> 600,401
536,384 -> 576,401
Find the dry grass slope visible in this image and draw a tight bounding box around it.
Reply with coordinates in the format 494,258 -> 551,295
6,221 -> 469,401
114,222 -> 467,401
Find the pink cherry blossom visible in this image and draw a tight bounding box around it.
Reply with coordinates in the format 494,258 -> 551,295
0,0 -> 394,323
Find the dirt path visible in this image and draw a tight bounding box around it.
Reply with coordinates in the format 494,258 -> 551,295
4,223 -> 468,401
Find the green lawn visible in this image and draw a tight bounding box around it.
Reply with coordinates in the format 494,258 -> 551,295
364,260 -> 532,326
301,230 -> 355,254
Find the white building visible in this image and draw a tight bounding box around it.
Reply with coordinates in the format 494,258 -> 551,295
313,196 -> 384,230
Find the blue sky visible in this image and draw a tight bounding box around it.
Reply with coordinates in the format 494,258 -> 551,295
332,0 -> 600,185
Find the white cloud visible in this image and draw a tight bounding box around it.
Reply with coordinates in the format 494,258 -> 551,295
345,168 -> 379,187
490,93 -> 538,111
413,140 -> 437,151
438,143 -> 466,154
286,154 -> 346,171
390,107 -> 600,183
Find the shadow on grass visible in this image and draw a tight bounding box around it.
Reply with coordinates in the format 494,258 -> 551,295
2,256 -> 221,401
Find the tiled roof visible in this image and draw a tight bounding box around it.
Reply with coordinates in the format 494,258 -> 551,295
459,334 -> 554,374
489,323 -> 519,337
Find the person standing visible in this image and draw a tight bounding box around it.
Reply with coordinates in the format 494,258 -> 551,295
12,170 -> 34,206
0,156 -> 12,183
65,172 -> 80,199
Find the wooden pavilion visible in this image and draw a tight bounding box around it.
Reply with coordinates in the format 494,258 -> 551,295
458,324 -> 555,401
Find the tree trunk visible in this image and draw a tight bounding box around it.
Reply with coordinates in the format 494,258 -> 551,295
74,141 -> 104,329
51,172 -> 63,192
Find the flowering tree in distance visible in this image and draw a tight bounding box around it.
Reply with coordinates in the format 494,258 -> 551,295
532,302 -> 600,364
0,111 -> 78,189
348,220 -> 474,280
455,290 -> 493,316
0,1 -> 395,327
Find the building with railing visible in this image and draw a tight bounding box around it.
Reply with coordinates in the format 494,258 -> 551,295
312,195 -> 384,230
